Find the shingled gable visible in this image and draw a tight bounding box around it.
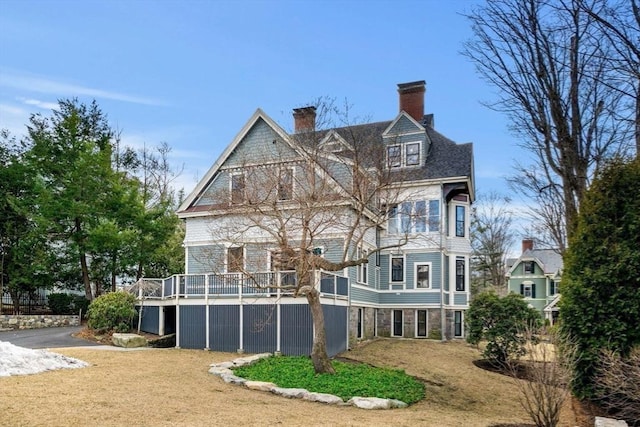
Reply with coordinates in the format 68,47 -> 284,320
382,111 -> 426,136
177,108 -> 361,218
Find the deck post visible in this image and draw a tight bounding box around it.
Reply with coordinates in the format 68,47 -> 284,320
175,275 -> 180,348
237,278 -> 244,353
276,272 -> 281,354
204,274 -> 210,350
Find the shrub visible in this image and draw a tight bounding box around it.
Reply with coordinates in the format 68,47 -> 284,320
467,291 -> 541,365
47,293 -> 75,314
87,292 -> 137,333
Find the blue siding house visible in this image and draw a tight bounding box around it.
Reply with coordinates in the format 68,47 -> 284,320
137,81 -> 475,353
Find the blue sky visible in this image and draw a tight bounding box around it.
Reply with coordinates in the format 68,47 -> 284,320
0,0 -> 520,206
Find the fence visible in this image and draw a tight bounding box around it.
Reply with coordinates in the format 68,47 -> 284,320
1,288 -> 48,315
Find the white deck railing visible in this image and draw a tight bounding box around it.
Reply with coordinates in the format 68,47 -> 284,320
131,270 -> 349,300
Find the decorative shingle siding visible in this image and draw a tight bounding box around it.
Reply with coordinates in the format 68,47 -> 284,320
194,173 -> 227,207
187,244 -> 224,274
385,115 -> 422,135
225,118 -> 298,167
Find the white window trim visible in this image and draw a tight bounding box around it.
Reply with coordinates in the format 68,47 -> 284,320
390,254 -> 406,286
454,310 -> 464,338
386,141 -> 422,169
386,144 -> 402,168
415,309 -> 428,338
405,142 -> 421,166
415,262 -> 432,290
453,256 -> 467,292
392,309 -> 404,337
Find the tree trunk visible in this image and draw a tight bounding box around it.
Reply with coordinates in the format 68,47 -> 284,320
76,218 -> 92,300
305,287 -> 335,374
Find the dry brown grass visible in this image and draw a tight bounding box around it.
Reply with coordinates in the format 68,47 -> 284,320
1,338 -> 587,427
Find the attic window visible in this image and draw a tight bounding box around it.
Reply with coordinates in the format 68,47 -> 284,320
386,141 -> 421,168
524,261 -> 535,274
406,143 -> 420,166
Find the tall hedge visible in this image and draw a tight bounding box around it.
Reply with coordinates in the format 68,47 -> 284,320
559,157 -> 640,398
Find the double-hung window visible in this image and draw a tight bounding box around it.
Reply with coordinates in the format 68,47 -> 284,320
405,143 -> 420,166
391,256 -> 404,283
455,205 -> 465,237
386,142 -> 421,168
524,261 -> 535,274
278,168 -> 293,201
231,173 -> 245,204
415,263 -> 430,289
387,145 -> 401,168
455,257 -> 465,291
357,248 -> 368,284
227,247 -> 244,273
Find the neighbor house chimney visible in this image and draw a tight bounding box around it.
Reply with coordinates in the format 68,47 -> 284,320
293,106 -> 317,133
522,239 -> 534,254
398,80 -> 426,122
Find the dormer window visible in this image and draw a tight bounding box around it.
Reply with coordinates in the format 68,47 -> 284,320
406,143 -> 420,166
386,141 -> 421,168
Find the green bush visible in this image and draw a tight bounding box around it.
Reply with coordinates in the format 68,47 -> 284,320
466,291 -> 541,365
87,292 -> 137,333
47,293 -> 75,314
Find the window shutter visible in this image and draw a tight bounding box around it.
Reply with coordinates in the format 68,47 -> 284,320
520,283 -> 524,295
532,284 -> 536,298
531,263 -> 535,274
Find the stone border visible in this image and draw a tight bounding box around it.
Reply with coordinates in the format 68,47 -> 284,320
0,315 -> 80,331
208,353 -> 408,410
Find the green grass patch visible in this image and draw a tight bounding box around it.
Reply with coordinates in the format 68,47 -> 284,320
233,356 -> 425,404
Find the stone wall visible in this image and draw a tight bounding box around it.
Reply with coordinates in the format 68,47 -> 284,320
0,315 -> 80,331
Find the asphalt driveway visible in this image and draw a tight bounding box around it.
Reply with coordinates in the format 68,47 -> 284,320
0,326 -> 100,349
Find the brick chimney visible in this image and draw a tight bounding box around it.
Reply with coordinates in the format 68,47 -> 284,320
398,80 -> 426,122
293,106 -> 316,133
522,239 -> 534,253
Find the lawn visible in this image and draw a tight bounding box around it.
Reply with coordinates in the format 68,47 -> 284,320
0,338 -> 588,426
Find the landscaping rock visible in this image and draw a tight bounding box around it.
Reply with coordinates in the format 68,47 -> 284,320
595,417 -> 628,427
244,380 -> 276,392
348,397 -> 392,409
220,374 -> 246,385
112,333 -> 147,348
303,392 -> 344,405
208,366 -> 233,376
271,387 -> 309,399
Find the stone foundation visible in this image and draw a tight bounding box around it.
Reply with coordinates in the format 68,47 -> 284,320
0,315 -> 80,331
351,307 -> 444,341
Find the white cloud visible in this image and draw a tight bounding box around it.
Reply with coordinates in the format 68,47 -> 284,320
0,69 -> 166,107
18,97 -> 59,111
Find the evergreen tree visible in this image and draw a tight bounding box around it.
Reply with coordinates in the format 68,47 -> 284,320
559,157 -> 640,398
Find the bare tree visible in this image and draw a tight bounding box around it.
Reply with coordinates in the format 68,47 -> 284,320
579,0 -> 640,156
464,0 -> 632,244
203,101 -> 424,373
594,347 -> 640,424
508,326 -> 574,427
470,191 -> 515,295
